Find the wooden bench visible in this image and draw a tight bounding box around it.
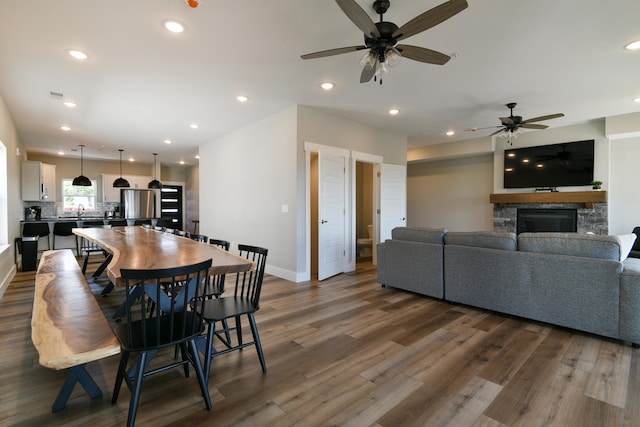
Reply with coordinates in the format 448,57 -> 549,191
31,249 -> 120,412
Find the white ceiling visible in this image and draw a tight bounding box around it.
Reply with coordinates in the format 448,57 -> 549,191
1,0 -> 639,165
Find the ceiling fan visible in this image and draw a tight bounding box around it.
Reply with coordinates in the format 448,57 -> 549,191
467,102 -> 565,143
300,0 -> 469,84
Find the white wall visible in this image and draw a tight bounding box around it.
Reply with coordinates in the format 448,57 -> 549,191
407,154 -> 494,231
199,105 -> 408,282
0,92 -> 24,298
199,106 -> 298,278
609,136 -> 640,235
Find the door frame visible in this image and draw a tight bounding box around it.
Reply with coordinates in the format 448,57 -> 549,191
304,142 -> 384,280
350,151 -> 383,271
304,142 -> 349,282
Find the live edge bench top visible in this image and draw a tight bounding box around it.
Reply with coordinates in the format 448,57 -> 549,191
32,249 -> 120,370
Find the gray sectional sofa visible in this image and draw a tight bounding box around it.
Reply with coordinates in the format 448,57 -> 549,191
377,227 -> 640,345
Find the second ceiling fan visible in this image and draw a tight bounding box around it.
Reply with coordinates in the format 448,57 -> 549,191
301,0 -> 469,84
467,103 -> 565,144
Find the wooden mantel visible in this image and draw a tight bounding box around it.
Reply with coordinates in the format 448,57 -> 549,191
490,191 -> 607,209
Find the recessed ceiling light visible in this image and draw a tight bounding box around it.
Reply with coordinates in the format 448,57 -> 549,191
634,97 -> 640,103
179,160 -> 185,165
236,95 -> 249,103
60,125 -> 71,131
162,20 -> 185,33
320,82 -> 335,90
445,130 -> 455,136
58,151 -> 65,156
164,139 -> 172,144
625,40 -> 640,50
66,49 -> 88,60
195,154 -> 200,159
63,101 -> 77,108
388,109 -> 400,115
129,157 -> 135,162
190,123 -> 199,129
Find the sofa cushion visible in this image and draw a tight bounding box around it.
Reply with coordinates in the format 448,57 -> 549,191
518,232 -> 637,261
391,227 -> 447,244
444,231 -> 517,251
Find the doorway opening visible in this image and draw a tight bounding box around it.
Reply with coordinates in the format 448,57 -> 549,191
356,161 -> 374,264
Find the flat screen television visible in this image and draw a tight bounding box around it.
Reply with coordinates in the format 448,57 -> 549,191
503,140 -> 594,189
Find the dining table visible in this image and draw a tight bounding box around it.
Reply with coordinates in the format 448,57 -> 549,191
73,226 -> 254,287
73,226 -> 254,319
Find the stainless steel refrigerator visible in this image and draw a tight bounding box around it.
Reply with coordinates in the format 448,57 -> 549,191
121,189 -> 157,219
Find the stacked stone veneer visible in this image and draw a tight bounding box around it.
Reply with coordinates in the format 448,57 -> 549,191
493,202 -> 608,235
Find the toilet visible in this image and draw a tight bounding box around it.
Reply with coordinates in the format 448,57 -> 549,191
357,224 -> 373,258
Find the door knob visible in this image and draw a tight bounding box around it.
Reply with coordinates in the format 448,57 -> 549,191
320,220 -> 328,224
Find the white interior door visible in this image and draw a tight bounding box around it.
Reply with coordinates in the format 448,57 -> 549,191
380,164 -> 407,241
318,152 -> 346,280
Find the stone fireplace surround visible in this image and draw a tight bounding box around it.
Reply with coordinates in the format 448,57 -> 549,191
490,191 -> 608,235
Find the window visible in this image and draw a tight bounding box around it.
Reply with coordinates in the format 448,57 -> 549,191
62,179 -> 97,212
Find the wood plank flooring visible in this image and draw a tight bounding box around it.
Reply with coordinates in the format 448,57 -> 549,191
1,257 -> 639,426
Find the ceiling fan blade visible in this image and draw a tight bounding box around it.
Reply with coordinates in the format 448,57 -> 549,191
520,123 -> 548,130
490,128 -> 506,136
335,0 -> 380,38
360,59 -> 378,83
499,117 -> 514,125
465,126 -> 501,132
301,45 -> 367,60
522,113 -> 565,124
392,0 -> 468,41
397,45 -> 450,65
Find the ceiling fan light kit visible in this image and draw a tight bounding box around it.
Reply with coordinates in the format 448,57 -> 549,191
301,0 -> 469,84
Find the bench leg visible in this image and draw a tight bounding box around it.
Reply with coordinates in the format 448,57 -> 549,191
52,364 -> 102,413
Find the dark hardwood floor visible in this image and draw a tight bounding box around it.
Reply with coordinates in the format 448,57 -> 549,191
1,256 -> 639,426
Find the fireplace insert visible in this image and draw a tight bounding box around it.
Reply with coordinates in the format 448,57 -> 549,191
517,208 -> 577,234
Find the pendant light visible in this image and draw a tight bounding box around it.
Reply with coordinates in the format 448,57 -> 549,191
113,149 -> 130,188
72,144 -> 92,186
148,153 -> 162,189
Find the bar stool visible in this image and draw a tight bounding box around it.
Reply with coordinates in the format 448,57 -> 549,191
22,222 -> 51,250
53,221 -> 79,255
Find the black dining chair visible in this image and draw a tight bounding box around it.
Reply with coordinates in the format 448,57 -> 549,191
22,222 -> 51,250
112,259 -> 213,427
109,219 -> 128,227
197,244 -> 268,381
175,229 -> 190,237
190,233 -> 208,243
133,219 -> 152,226
207,239 -> 231,297
79,223 -> 111,275
52,221 -> 79,255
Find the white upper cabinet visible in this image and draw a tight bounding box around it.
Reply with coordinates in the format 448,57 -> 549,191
22,161 -> 57,201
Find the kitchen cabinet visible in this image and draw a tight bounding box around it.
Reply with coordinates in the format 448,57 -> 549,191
22,161 -> 57,201
101,174 -> 152,202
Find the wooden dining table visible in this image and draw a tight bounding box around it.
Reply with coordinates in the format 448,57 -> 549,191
74,226 -> 254,319
73,226 -> 254,287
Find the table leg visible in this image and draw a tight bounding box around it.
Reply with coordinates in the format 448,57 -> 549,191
92,253 -> 113,277
113,284 -> 143,320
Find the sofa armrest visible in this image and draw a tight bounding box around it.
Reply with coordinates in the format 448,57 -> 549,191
377,239 -> 444,299
620,258 -> 640,344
